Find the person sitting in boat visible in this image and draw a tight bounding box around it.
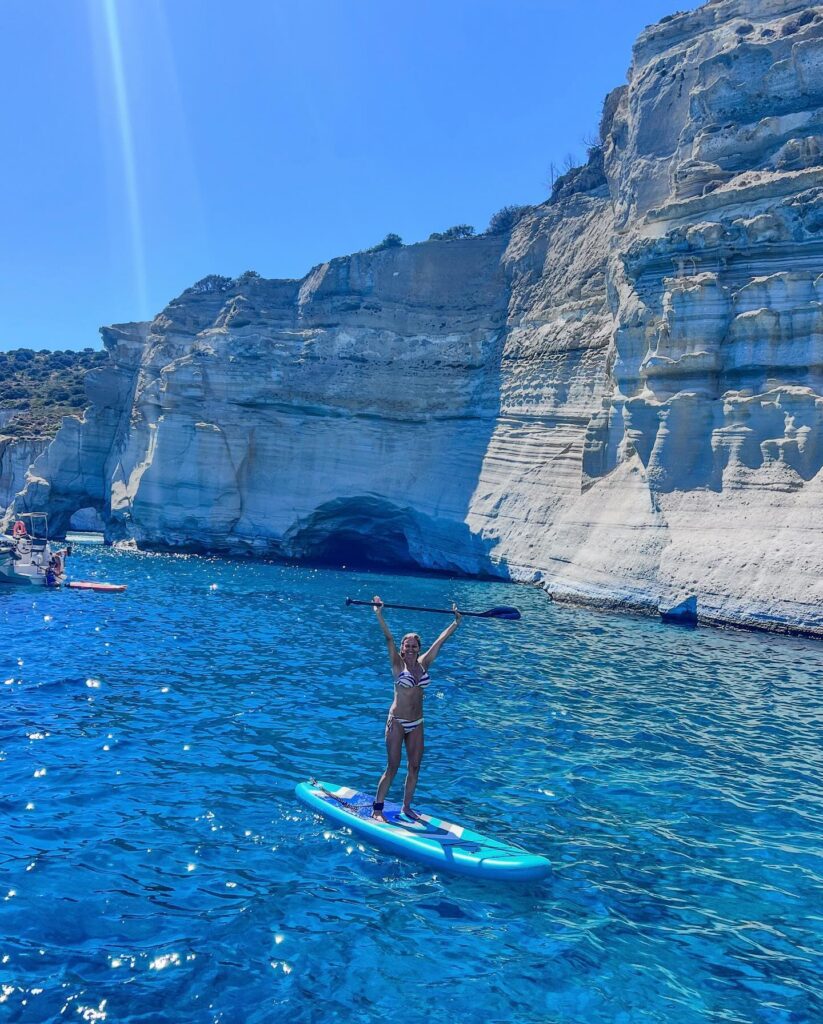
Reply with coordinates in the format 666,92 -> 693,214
45,552 -> 65,593
45,553 -> 62,588
371,594 -> 461,822
12,520 -> 27,539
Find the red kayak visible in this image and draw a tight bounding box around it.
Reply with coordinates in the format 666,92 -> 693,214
68,581 -> 127,593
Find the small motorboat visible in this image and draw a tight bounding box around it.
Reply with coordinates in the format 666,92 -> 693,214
0,513 -> 68,587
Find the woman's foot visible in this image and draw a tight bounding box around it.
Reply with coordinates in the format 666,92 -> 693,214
401,806 -> 423,822
372,801 -> 386,822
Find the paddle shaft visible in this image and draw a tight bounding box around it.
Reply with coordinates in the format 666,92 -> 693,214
345,598 -> 519,619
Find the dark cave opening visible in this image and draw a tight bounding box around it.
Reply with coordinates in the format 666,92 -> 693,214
282,495 -> 496,577
283,497 -> 427,572
298,527 -> 420,571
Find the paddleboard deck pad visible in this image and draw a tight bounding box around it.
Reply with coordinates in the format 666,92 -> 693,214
296,780 -> 550,882
68,581 -> 127,592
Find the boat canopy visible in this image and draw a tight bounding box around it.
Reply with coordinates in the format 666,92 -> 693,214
7,512 -> 51,539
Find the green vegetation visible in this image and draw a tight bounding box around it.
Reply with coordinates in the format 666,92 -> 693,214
486,205 -> 530,235
0,347 -> 108,439
186,274 -> 236,296
429,224 -> 475,241
366,233 -> 403,253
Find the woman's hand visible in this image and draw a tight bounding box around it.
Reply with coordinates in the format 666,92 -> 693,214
452,602 -> 462,626
373,595 -> 397,659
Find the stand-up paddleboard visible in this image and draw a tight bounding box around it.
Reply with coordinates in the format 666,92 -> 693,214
296,780 -> 550,882
67,581 -> 127,593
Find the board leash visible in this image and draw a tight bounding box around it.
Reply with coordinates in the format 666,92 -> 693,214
309,778 -> 360,810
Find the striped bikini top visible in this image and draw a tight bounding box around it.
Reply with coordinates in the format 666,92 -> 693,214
396,664 -> 431,689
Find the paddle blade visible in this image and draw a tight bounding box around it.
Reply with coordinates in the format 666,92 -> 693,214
478,606 -> 521,620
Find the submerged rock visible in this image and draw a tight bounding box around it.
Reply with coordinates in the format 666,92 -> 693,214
11,0 -> 823,638
659,594 -> 699,628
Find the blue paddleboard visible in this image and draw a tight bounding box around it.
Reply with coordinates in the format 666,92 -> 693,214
296,780 -> 551,882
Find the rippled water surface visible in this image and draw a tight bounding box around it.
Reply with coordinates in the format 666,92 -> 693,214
1,548 -> 822,1023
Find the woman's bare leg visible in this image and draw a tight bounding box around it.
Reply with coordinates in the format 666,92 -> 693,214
374,718 -> 403,819
401,725 -> 424,817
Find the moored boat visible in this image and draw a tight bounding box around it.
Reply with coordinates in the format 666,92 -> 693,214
0,513 -> 68,587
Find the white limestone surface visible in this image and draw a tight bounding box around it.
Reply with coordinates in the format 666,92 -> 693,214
0,437 -> 48,514
10,0 -> 823,638
547,0 -> 823,636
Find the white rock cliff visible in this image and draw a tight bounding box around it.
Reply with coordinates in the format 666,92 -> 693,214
13,0 -> 823,637
0,437 -> 49,514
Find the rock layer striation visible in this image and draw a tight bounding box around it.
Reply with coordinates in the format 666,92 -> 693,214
550,0 -> 823,634
0,437 -> 49,515
12,0 -> 823,636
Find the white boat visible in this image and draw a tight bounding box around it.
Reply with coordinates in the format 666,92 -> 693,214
0,513 -> 68,587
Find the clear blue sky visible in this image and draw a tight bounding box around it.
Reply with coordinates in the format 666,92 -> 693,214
1,0 -> 701,351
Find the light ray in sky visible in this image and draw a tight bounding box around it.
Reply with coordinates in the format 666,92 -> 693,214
142,0 -> 212,272
100,0 -> 149,320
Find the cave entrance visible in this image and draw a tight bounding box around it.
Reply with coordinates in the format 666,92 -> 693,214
283,497 -> 422,572
301,528 -> 419,571
69,506 -> 106,533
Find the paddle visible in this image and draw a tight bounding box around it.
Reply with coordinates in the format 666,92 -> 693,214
345,597 -> 521,620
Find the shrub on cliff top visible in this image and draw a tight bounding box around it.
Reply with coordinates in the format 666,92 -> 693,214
189,274 -> 234,295
429,224 -> 475,241
486,205 -> 530,235
366,233 -> 403,253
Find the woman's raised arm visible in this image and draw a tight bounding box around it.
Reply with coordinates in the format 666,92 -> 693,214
421,604 -> 461,669
373,595 -> 402,672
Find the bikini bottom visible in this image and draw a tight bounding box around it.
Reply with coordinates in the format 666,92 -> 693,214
387,713 -> 424,736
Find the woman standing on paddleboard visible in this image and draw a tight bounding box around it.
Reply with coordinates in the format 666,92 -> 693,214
371,594 -> 461,821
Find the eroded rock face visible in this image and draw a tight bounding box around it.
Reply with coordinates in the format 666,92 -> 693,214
18,322 -> 149,534
13,0 -> 823,636
466,188 -> 614,574
544,0 -> 823,634
15,204 -> 612,578
0,437 -> 49,514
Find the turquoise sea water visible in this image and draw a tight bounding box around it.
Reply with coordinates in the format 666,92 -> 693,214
1,547 -> 821,1024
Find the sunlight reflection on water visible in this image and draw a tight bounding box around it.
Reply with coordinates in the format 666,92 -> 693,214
0,547 -> 821,1023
